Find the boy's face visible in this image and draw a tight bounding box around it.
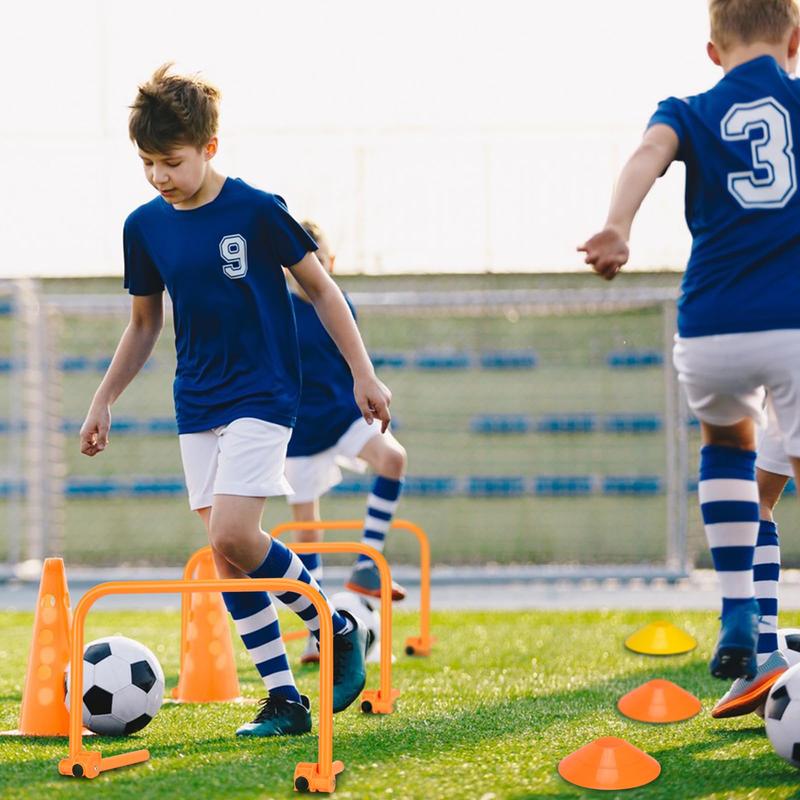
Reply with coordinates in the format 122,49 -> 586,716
137,140 -> 216,204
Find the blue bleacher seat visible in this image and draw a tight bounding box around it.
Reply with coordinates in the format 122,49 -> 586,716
0,299 -> 13,316
0,358 -> 15,373
331,476 -> 375,495
146,418 -> 179,434
370,352 -> 409,369
471,415 -> 531,434
61,356 -> 91,372
468,476 -> 525,497
66,478 -> 121,497
534,476 -> 593,496
415,352 -> 471,370
604,414 -> 662,433
603,476 -> 662,495
130,478 -> 185,495
607,350 -> 663,368
404,476 -> 458,496
480,350 -> 537,369
537,414 -> 596,433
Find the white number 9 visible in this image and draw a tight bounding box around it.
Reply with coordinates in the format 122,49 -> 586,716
220,234 -> 248,280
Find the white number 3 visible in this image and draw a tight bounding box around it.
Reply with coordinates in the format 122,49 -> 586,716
220,234 -> 248,280
721,97 -> 797,209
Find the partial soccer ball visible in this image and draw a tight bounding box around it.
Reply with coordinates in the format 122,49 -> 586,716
65,635 -> 165,736
765,663 -> 800,767
778,628 -> 800,667
330,591 -> 380,657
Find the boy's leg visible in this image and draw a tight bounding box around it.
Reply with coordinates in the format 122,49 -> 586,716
711,467 -> 789,718
699,420 -> 761,680
290,499 -> 324,664
196,507 -> 310,736
346,432 -> 407,601
211,494 -> 369,713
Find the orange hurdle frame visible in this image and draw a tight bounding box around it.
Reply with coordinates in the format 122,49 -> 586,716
58,578 -> 343,794
179,543 -> 400,713
271,519 -> 435,657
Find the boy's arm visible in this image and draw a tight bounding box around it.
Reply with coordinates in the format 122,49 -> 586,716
289,252 -> 392,432
79,293 -> 164,456
579,124 -> 679,280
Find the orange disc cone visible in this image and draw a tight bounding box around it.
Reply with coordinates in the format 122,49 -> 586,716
618,679 -> 702,723
13,558 -> 73,736
172,550 -> 241,702
625,621 -> 696,655
558,736 -> 661,790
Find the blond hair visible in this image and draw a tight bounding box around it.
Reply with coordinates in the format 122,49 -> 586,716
710,0 -> 799,48
128,63 -> 220,153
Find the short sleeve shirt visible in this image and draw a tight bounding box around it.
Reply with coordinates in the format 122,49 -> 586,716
123,178 -> 317,433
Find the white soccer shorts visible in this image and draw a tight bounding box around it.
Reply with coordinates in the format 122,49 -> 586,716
756,398 -> 794,478
284,416 -> 380,505
673,329 -> 800,459
179,417 -> 294,510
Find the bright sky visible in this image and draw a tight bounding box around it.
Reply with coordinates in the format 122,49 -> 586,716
0,0 -> 720,277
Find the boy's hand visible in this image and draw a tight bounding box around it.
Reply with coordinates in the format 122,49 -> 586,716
354,373 -> 392,433
80,403 -> 111,456
578,228 -> 629,280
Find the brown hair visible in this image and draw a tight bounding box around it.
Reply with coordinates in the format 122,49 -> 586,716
301,220 -> 323,244
128,63 -> 221,153
709,0 -> 799,49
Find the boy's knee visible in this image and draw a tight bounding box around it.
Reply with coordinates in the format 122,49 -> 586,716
380,444 -> 406,479
209,518 -> 248,559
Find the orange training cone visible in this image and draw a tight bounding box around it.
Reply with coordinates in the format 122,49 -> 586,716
625,621 -> 696,655
172,550 -> 241,702
618,679 -> 702,723
558,736 -> 661,790
12,558 -> 73,736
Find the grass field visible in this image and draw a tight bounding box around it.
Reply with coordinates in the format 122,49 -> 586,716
3,608 -> 800,799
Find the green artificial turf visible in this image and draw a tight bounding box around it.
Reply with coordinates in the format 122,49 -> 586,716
2,608 -> 800,799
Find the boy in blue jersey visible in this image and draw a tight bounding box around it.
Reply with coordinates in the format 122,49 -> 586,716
283,221 -> 408,665
79,65 -> 392,736
580,0 -> 800,713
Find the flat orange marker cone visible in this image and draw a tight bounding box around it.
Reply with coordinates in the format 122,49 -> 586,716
9,558 -> 73,736
618,679 -> 702,723
558,736 -> 661,790
625,621 -> 696,655
172,550 -> 241,702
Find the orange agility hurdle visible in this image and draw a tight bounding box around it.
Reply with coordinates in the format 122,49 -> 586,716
178,543 -> 400,714
57,578 -> 343,794
271,519 -> 435,657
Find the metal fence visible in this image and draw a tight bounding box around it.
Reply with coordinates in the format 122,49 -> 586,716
0,279 -> 692,577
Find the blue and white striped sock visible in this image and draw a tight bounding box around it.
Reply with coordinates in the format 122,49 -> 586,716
754,520 -> 780,665
222,590 -> 300,702
698,445 -> 759,619
357,477 -> 403,565
251,537 -> 350,638
298,552 -> 323,585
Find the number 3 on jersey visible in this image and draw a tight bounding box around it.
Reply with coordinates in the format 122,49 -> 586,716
220,234 -> 248,280
722,97 -> 797,209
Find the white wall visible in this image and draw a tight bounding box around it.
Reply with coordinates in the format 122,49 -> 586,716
0,0 -> 717,276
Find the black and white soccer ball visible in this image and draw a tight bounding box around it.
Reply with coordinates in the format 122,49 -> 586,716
330,591 -> 380,659
778,628 -> 800,668
765,663 -> 800,767
65,635 -> 164,736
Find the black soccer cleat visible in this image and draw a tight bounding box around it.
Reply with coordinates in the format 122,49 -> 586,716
236,694 -> 311,737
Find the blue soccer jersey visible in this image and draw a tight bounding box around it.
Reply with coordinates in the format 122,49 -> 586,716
123,178 -> 317,434
286,291 -> 362,457
649,56 -> 800,337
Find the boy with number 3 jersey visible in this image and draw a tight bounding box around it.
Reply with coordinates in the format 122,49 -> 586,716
580,0 -> 800,714
79,64 -> 392,736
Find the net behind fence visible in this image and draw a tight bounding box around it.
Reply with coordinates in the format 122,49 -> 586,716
1,280 -> 701,574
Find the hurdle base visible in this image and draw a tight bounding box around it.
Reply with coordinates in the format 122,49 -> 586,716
59,748 -> 150,778
294,760 -> 344,793
404,636 -> 436,657
360,688 -> 401,714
